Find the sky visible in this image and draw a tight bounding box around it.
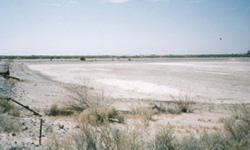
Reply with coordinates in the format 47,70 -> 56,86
0,0 -> 250,55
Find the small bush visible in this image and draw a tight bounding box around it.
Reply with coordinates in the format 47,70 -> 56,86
67,83 -> 109,111
151,102 -> 181,114
49,103 -> 73,116
49,104 -> 60,116
9,108 -> 20,117
171,95 -> 195,113
0,98 -> 14,113
0,116 -> 20,133
0,98 -> 20,117
0,100 -> 14,113
155,124 -> 176,150
80,57 -> 86,61
130,102 -> 155,126
79,107 -> 124,125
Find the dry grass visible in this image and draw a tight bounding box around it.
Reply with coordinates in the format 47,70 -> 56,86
129,101 -> 155,126
0,115 -> 20,133
0,96 -> 20,117
67,82 -> 111,112
79,107 -> 124,125
44,124 -> 149,150
43,103 -> 250,150
155,124 -> 176,150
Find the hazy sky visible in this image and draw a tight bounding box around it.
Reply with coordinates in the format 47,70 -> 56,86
0,0 -> 250,55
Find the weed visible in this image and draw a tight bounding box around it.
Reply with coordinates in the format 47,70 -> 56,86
155,124 -> 176,150
129,101 -> 155,126
171,95 -> 195,113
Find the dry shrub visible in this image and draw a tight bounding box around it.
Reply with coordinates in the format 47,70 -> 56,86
9,108 -> 20,117
0,97 -> 14,113
67,82 -> 110,111
44,125 -> 149,150
220,103 -> 250,149
151,101 -> 168,113
0,97 -> 20,117
171,95 -> 195,113
49,103 -> 73,116
43,103 -> 250,150
151,102 -> 181,115
130,101 -> 155,126
177,103 -> 250,150
79,107 -> 124,125
0,116 -> 19,133
155,124 -> 176,150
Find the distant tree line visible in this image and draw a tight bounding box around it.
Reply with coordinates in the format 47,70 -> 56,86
1,52 -> 250,60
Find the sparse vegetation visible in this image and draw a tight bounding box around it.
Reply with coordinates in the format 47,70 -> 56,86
67,83 -> 109,111
130,101 -> 155,126
44,124 -> 150,150
43,103 -> 250,150
155,124 -> 176,150
0,116 -> 20,133
171,95 -> 195,113
48,103 -> 73,116
0,95 -> 20,117
79,107 -> 124,125
151,102 -> 181,114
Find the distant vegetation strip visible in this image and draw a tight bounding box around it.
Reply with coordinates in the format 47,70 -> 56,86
1,53 -> 250,60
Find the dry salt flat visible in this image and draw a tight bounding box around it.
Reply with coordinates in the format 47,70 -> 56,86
27,58 -> 250,103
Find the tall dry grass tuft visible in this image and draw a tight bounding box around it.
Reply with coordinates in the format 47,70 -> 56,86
155,124 -> 176,150
129,101 -> 155,127
171,94 -> 195,113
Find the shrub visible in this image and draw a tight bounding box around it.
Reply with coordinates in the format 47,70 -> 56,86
130,101 -> 155,126
0,97 -> 20,117
49,103 -> 73,116
9,108 -> 20,117
43,103 -> 250,150
49,103 -> 59,116
0,98 -> 14,113
151,102 -> 181,114
0,116 -> 20,133
44,125 -> 148,150
67,83 -> 109,111
79,107 -> 124,125
155,124 -> 176,150
80,57 -> 86,61
171,95 -> 195,113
